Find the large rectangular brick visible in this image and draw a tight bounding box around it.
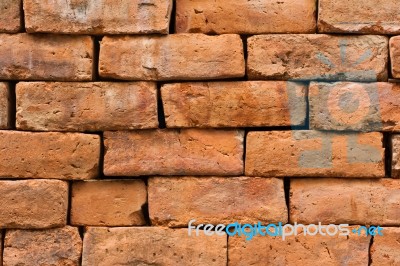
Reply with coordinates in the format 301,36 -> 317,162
391,135 -> 400,178
390,36 -> 400,78
104,129 -> 244,176
0,83 -> 11,129
245,131 -> 384,178
310,82 -> 400,131
16,82 -> 158,131
82,227 -> 226,266
247,34 -> 388,81
71,180 -> 147,226
0,131 -> 100,179
24,0 -> 172,34
0,33 -> 93,81
176,0 -> 316,34
0,0 -> 21,33
149,177 -> 287,227
371,227 -> 400,266
290,178 -> 400,225
3,226 -> 81,266
99,34 -> 245,81
161,81 -> 307,128
318,0 -> 400,34
0,180 -> 68,228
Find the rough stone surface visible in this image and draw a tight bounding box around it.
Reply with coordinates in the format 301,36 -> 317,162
99,34 -> 245,81
82,227 -> 226,266
0,180 -> 68,228
391,135 -> 400,178
71,180 -> 147,226
290,178 -> 400,225
0,131 -> 100,179
371,227 -> 400,266
390,36 -> 400,78
310,82 -> 400,131
247,34 -> 388,81
104,129 -> 244,176
24,0 -> 172,34
162,81 -> 307,128
3,226 -> 81,266
245,130 -> 384,178
318,0 -> 400,34
229,226 -> 370,266
0,82 -> 11,129
149,177 -> 287,227
0,33 -> 93,81
176,0 -> 316,34
16,82 -> 158,131
0,0 -> 21,33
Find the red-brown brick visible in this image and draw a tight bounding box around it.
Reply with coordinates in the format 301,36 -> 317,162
0,83 -> 11,129
390,36 -> 400,78
371,227 -> 400,265
0,0 -> 21,33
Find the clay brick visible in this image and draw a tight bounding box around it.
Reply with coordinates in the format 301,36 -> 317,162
391,135 -> 400,178
0,33 -> 93,81
104,129 -> 244,176
290,178 -> 400,225
318,0 -> 400,34
247,34 -> 388,81
390,36 -> 400,78
99,34 -> 245,81
71,180 -> 147,226
82,227 -> 226,265
162,81 -> 307,128
310,82 -> 400,131
0,180 -> 68,228
0,131 -> 100,179
0,83 -> 11,129
245,131 -> 384,178
24,0 -> 172,34
229,226 -> 370,266
3,226 -> 81,266
149,177 -> 287,227
176,0 -> 316,34
371,227 -> 400,265
0,0 -> 21,33
16,82 -> 158,131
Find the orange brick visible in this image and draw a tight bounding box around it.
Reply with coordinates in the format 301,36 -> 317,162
391,135 -> 400,178
371,227 -> 400,265
0,83 -> 11,129
0,0 -> 21,33
390,36 -> 400,78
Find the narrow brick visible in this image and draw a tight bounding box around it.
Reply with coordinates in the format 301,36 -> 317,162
0,33 -> 93,81
290,178 -> 400,225
3,226 -> 81,266
310,82 -> 400,131
0,0 -> 21,33
0,83 -> 11,129
71,180 -> 147,226
0,131 -> 100,179
99,34 -> 245,81
0,180 -> 68,228
149,177 -> 287,227
318,0 -> 400,34
245,131 -> 384,178
390,36 -> 400,78
371,228 -> 400,265
391,135 -> 400,178
16,82 -> 158,131
176,0 -> 316,34
162,81 -> 307,128
248,34 -> 388,81
104,129 -> 244,176
24,0 -> 172,34
82,227 -> 226,265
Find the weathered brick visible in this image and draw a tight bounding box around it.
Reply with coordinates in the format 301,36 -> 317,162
229,226 -> 370,266
0,131 -> 100,179
390,36 -> 400,78
16,82 -> 158,131
0,180 -> 68,228
0,83 -> 11,129
24,0 -> 172,34
162,81 -> 306,128
290,178 -> 400,225
318,0 -> 400,34
71,180 -> 147,226
3,226 -> 81,266
82,227 -> 226,266
0,33 -> 93,81
0,0 -> 21,33
248,34 -> 388,81
391,135 -> 400,178
99,34 -> 245,81
176,0 -> 316,34
245,131 -> 384,178
371,227 -> 400,265
104,129 -> 244,176
310,82 -> 400,131
149,177 -> 287,227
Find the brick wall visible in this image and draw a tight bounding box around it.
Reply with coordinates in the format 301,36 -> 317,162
0,0 -> 400,265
